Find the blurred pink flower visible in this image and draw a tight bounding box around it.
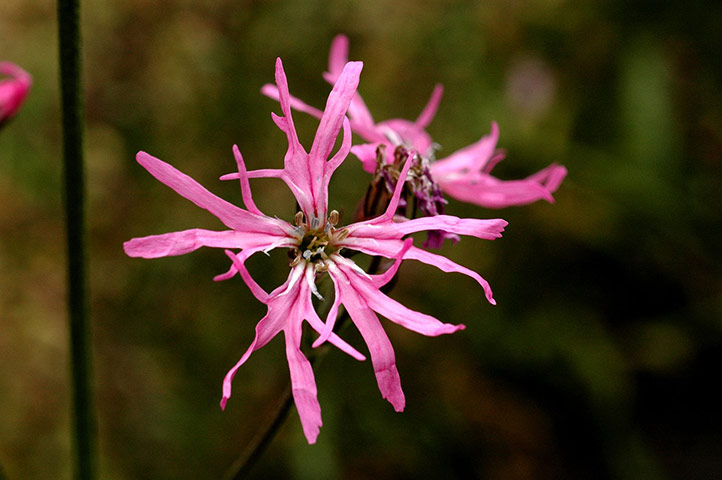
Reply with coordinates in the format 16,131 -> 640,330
262,35 -> 567,212
0,62 -> 32,128
125,58 -> 506,443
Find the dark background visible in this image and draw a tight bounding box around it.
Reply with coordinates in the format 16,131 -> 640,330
1,0 -> 721,478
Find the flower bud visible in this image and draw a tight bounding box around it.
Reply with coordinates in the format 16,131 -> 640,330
0,62 -> 32,128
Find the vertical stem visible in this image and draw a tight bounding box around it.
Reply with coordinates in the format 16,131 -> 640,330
58,1 -> 96,479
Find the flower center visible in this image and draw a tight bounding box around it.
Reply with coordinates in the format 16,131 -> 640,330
289,210 -> 349,271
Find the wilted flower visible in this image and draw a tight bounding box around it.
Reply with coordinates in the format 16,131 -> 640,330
0,62 -> 32,128
125,58 -> 506,443
263,35 -> 567,214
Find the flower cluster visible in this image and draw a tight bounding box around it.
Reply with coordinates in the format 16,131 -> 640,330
0,61 -> 32,128
125,40 -> 562,444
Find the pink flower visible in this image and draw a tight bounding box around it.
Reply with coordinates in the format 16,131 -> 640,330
262,35 -> 567,211
0,62 -> 32,128
125,58 -> 507,443
428,122 -> 567,209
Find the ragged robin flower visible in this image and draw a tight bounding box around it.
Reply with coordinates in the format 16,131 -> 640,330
262,35 -> 567,226
124,58 -> 507,443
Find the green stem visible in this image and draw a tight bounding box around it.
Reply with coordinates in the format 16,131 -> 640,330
58,0 -> 96,479
221,382 -> 294,480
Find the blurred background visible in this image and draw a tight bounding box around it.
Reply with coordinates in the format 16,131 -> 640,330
2,0 -> 722,478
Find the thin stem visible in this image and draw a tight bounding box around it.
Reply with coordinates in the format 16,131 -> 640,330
222,383 -> 294,480
58,0 -> 96,479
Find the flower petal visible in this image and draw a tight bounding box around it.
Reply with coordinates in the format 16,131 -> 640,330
309,61 -> 362,179
260,84 -> 324,120
219,167 -> 284,182
322,35 -> 377,133
220,265 -> 305,410
220,306 -> 287,410
350,143 -> 380,173
437,174 -> 558,208
135,151 -> 289,235
231,145 -> 262,215
404,246 -> 497,305
271,59 -> 319,216
391,216 -> 507,240
273,58 -> 306,158
339,236 -> 407,259
526,163 -> 568,194
296,265 -> 365,360
327,34 -> 349,79
365,288 -> 465,336
307,311 -> 367,362
379,118 -> 434,155
267,59 -> 363,220
329,263 -> 405,411
379,152 -> 414,221
415,84 -> 443,129
326,117 -> 352,175
224,249 -> 269,303
284,315 -> 322,444
334,254 -> 464,337
123,229 -> 293,259
429,122 -> 500,176
370,238 -> 413,288
311,273 -> 342,349
213,263 -> 237,282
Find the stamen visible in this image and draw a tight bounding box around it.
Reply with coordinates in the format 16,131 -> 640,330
328,210 -> 339,226
289,252 -> 303,267
334,228 -> 350,242
315,262 -> 330,273
307,276 -> 323,300
294,211 -> 305,227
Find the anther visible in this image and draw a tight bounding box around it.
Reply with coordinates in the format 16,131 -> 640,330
289,253 -> 303,267
328,210 -> 339,226
294,211 -> 305,227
